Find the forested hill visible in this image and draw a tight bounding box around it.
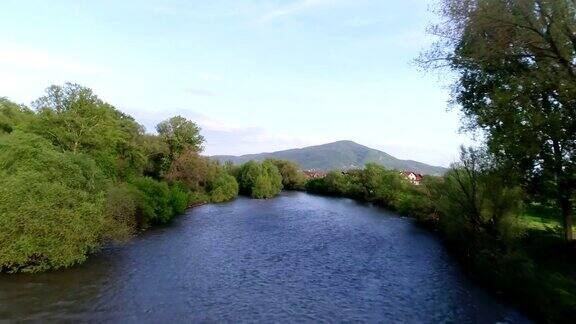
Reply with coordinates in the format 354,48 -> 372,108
212,140 -> 447,175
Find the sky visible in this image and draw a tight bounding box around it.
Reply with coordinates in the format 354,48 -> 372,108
0,0 -> 473,167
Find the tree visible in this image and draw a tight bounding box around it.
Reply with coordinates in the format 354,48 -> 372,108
236,160 -> 283,198
0,132 -> 109,272
422,0 -> 576,241
164,149 -> 217,192
31,83 -> 146,178
208,172 -> 239,203
428,147 -> 524,248
361,163 -> 408,206
254,160 -> 283,199
237,161 -> 261,195
266,159 -> 306,190
141,134 -> 170,179
0,98 -> 34,134
156,116 -> 204,160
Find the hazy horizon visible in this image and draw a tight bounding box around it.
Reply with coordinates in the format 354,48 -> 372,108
1,0 -> 473,167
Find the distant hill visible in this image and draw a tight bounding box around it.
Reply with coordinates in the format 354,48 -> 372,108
212,140 -> 447,175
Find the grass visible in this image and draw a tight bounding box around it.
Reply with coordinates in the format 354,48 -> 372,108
521,202 -> 568,232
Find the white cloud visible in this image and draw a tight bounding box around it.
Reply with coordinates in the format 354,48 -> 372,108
257,0 -> 336,23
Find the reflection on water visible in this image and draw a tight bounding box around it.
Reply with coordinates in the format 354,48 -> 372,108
0,192 -> 529,323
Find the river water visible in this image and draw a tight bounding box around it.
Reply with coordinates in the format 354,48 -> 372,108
0,192 -> 529,323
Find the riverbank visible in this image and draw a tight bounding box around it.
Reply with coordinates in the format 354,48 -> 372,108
0,193 -> 529,322
303,165 -> 576,322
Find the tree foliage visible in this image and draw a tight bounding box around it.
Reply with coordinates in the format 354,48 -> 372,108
164,149 -> 218,191
208,172 -> 239,203
237,160 -> 283,199
0,132 -> 108,272
267,159 -> 306,190
30,83 -> 147,178
0,84 -> 221,273
156,116 -> 204,160
428,147 -> 525,247
423,0 -> 576,240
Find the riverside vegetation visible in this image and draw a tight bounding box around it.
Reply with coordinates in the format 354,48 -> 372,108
0,84 -> 302,273
2,1 -> 576,321
0,83 -> 574,321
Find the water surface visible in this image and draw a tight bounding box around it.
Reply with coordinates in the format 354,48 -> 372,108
0,192 -> 528,322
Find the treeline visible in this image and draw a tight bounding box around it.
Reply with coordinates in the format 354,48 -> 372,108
0,83 -> 301,273
416,1 -> 576,321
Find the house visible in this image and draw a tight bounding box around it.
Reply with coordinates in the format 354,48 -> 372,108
303,170 -> 328,179
401,171 -> 424,185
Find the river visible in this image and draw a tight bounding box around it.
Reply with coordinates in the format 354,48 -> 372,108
0,192 -> 529,323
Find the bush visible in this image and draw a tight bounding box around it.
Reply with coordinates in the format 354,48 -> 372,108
237,160 -> 283,198
395,190 -> 435,221
164,149 -> 217,191
208,173 -> 239,203
103,183 -> 141,241
0,132 -> 108,273
131,177 -> 174,225
267,159 -> 306,190
170,182 -> 189,215
188,191 -> 210,206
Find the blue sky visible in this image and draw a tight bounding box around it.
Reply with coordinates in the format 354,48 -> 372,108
0,0 -> 472,166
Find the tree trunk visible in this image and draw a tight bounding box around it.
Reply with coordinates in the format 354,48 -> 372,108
559,192 -> 574,241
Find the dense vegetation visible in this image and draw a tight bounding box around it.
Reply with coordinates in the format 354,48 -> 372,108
305,1 -> 576,320
0,84 -> 303,273
406,1 -> 576,320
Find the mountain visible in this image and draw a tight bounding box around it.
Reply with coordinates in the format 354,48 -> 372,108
212,140 -> 447,175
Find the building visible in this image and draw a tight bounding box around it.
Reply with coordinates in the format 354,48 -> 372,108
401,171 -> 424,185
303,170 -> 328,179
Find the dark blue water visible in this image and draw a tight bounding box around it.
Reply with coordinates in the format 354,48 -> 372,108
0,192 -> 528,323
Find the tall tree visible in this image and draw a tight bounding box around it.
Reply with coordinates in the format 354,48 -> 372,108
156,116 -> 204,160
31,83 -> 146,177
422,0 -> 576,241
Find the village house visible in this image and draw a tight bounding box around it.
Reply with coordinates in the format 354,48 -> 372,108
302,170 -> 328,179
401,171 -> 424,185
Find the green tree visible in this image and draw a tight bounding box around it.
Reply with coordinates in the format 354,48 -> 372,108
428,147 -> 524,247
0,132 -> 108,273
237,161 -> 261,195
156,116 -> 204,160
208,172 -> 239,203
0,98 -> 34,134
237,160 -> 283,198
164,149 -> 218,191
267,159 -> 306,190
422,0 -> 576,240
131,177 -> 174,225
141,134 -> 170,179
361,163 -> 408,206
31,83 -> 146,178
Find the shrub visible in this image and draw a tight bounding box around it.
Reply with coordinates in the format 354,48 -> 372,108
0,132 -> 108,273
103,183 -> 141,241
267,159 -> 306,190
164,149 -> 217,191
131,177 -> 174,225
208,173 -> 239,203
188,191 -> 210,206
237,160 -> 283,198
170,182 -> 189,215
253,161 -> 283,198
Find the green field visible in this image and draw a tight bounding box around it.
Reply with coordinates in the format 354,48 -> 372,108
521,203 -> 570,232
